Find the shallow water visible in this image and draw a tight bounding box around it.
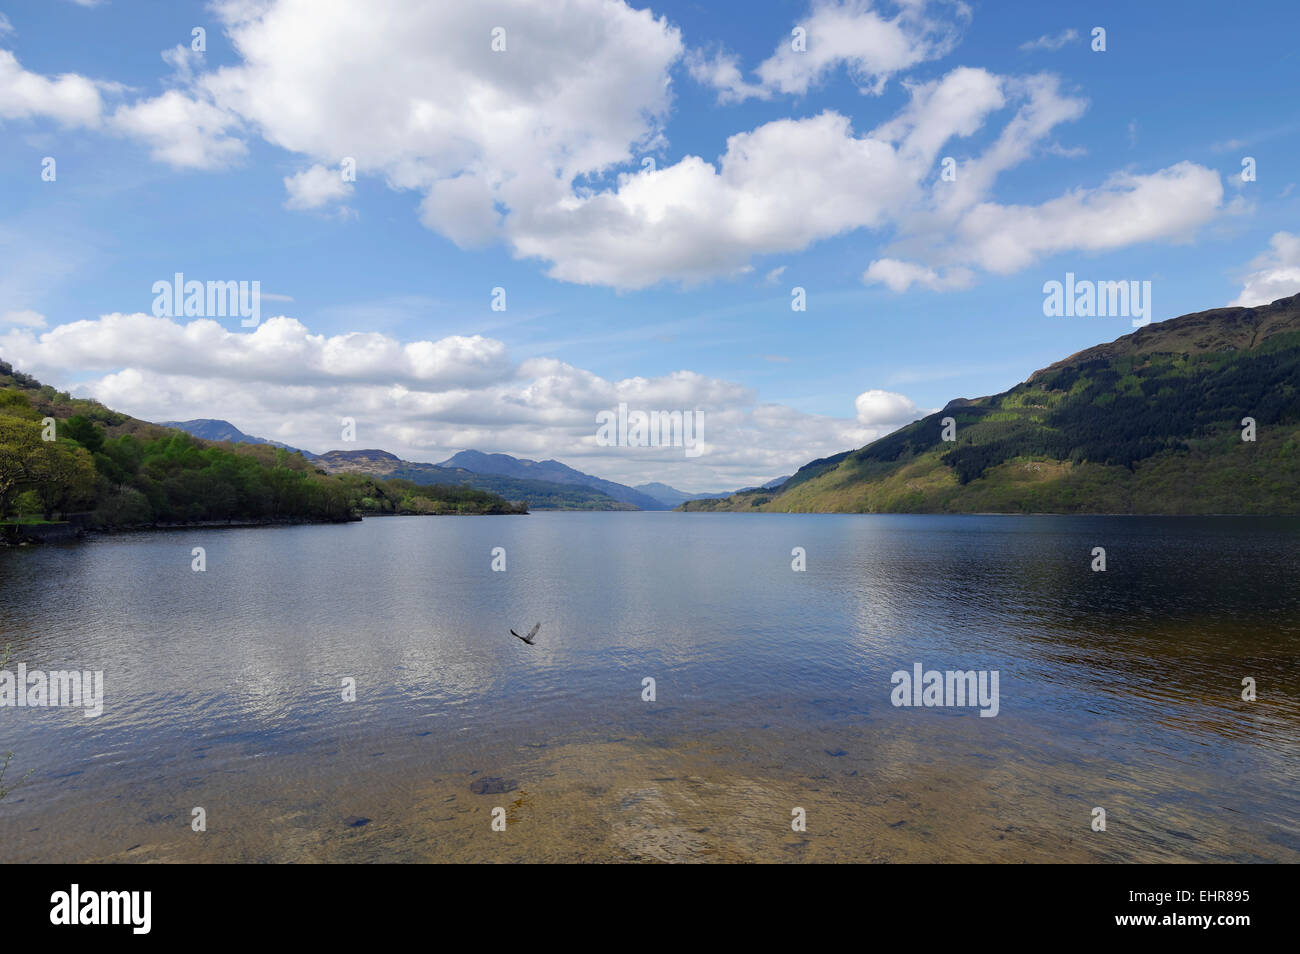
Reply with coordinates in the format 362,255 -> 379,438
2,512 -> 1297,862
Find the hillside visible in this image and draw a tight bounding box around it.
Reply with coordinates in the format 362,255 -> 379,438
683,293 -> 1300,515
634,476 -> 791,507
439,449 -> 665,509
162,419 -> 317,458
0,362 -> 525,533
313,449 -> 634,510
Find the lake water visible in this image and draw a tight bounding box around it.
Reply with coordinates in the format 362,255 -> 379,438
2,512 -> 1297,862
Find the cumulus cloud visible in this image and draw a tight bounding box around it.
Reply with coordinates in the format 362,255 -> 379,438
863,259 -> 972,292
854,388 -> 926,426
284,163 -> 354,210
0,49 -> 105,126
2,1 -> 1229,293
861,71 -> 1224,287
0,312 -> 912,491
1229,232 -> 1300,307
692,0 -> 969,103
1,314 -> 511,390
513,111 -> 897,288
685,49 -> 768,105
953,162 -> 1223,273
110,90 -> 246,169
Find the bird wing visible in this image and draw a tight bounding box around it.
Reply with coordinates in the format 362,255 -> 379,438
510,629 -> 522,640
527,622 -> 541,640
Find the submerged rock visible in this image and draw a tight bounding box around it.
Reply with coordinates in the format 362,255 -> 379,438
469,777 -> 519,796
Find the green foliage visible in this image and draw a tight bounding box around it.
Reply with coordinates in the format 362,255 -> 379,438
688,311 -> 1300,514
0,368 -> 525,527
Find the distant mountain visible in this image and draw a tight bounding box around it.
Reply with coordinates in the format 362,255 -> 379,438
439,449 -> 667,510
313,449 -> 634,510
632,476 -> 791,508
161,419 -> 317,459
633,482 -> 724,507
155,425 -> 794,511
684,293 -> 1300,514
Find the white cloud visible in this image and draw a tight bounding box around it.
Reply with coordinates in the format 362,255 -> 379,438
2,1 -> 1232,295
161,44 -> 204,85
953,162 -> 1223,274
1229,232 -> 1300,307
0,311 -> 913,491
863,259 -> 971,292
512,110 -> 900,288
110,89 -> 246,169
284,163 -> 354,210
861,69 -> 1223,286
1,314 -> 510,390
0,14 -> 13,35
0,49 -> 105,127
685,49 -> 768,105
203,0 -> 681,186
693,0 -> 970,103
419,175 -> 500,247
854,388 -> 926,426
1018,29 -> 1078,52
1,310 -> 47,328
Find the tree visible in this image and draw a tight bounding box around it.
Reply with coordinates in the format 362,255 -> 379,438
0,416 -> 43,519
30,442 -> 96,519
61,416 -> 105,453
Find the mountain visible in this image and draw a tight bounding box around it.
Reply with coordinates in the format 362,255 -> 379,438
683,293 -> 1300,515
633,482 -> 726,507
313,449 -> 634,510
633,476 -> 792,508
161,419 -> 318,458
439,449 -> 667,510
0,364 -> 523,529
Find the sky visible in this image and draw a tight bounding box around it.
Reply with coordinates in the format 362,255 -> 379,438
1,0 -> 1297,492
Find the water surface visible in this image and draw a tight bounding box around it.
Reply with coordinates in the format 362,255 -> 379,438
2,513 -> 1297,862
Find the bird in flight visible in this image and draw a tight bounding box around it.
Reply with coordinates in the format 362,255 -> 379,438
511,622 -> 540,645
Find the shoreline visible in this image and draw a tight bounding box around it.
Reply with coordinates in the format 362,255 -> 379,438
0,510 -> 533,546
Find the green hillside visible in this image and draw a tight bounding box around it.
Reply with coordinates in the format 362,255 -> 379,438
0,362 -> 525,532
684,293 -> 1300,515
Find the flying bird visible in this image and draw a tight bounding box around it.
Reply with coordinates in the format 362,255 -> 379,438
511,622 -> 540,645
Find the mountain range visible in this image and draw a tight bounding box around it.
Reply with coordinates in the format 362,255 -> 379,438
158,424 -> 786,510
436,450 -> 665,509
683,293 -> 1300,514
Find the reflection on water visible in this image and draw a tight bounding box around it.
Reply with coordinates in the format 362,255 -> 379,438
1,513 -> 1297,862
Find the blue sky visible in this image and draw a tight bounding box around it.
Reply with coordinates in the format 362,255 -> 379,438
1,0 -> 1297,491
